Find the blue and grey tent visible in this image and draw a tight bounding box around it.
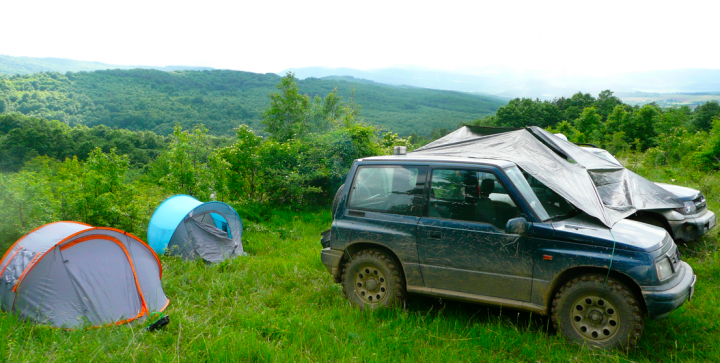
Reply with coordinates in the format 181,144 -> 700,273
148,195 -> 244,263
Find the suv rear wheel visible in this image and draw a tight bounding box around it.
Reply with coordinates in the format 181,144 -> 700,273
552,274 -> 644,350
341,249 -> 405,310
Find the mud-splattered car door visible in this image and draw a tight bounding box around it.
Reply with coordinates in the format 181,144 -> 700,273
416,167 -> 533,301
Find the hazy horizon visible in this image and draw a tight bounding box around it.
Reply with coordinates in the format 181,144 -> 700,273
2,0 -> 719,77
4,53 -> 720,102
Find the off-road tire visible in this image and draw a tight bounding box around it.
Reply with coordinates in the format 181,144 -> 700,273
332,183 -> 344,218
551,274 -> 644,350
341,249 -> 405,310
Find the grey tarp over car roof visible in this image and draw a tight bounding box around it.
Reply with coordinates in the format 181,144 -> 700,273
413,126 -> 682,227
0,222 -> 168,328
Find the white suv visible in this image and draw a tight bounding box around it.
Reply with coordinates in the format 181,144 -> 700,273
560,137 -> 715,243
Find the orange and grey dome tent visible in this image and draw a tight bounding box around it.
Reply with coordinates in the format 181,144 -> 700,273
0,221 -> 169,328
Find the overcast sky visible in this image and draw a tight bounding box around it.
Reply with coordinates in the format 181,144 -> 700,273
2,0 -> 719,76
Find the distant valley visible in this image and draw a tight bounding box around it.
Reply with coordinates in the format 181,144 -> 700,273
0,54 -> 213,75
0,61 -> 505,136
286,66 -> 720,106
2,54 -> 719,140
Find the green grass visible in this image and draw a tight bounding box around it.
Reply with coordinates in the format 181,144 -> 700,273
1,203 -> 719,362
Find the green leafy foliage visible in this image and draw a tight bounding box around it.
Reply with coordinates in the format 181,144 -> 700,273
493,98 -> 562,128
55,148 -> 145,231
262,73 -> 312,142
158,125 -> 214,200
0,69 -> 505,137
465,90 -> 720,175
0,74 -> 414,247
692,100 -> 720,131
1,72 -> 720,361
0,166 -> 57,244
0,149 -> 162,246
0,113 -> 169,172
574,106 -> 603,142
212,74 -> 408,206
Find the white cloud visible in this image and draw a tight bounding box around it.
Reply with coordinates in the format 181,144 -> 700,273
1,0 -> 718,75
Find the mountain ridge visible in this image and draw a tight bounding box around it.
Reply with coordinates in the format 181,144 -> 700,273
284,66 -> 720,99
0,54 -> 215,75
0,68 -> 504,136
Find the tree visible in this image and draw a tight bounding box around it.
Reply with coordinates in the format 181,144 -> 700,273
606,105 -> 629,135
655,107 -> 691,136
559,92 -> 595,121
624,104 -> 659,150
546,120 -> 580,142
574,107 -> 603,141
213,125 -> 263,202
594,90 -> 623,121
431,128 -> 449,140
606,132 -> 629,155
262,72 -> 311,141
697,116 -> 720,169
54,148 -> 144,232
494,98 -> 562,128
160,124 -> 213,199
0,169 -> 56,241
692,100 -> 720,132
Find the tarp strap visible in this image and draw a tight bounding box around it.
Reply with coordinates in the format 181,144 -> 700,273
601,230 -> 618,297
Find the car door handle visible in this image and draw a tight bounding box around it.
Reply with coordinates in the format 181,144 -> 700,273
348,210 -> 365,217
428,231 -> 442,239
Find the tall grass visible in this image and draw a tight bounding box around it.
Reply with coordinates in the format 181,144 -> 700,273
1,203 -> 718,362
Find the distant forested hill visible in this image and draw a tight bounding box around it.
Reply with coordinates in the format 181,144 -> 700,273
0,55 -> 214,75
0,69 -> 505,136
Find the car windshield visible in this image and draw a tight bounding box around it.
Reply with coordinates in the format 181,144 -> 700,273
504,165 -> 580,221
503,166 -> 549,221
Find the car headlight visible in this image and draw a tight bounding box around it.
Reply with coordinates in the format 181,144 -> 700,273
675,201 -> 697,215
656,257 -> 673,280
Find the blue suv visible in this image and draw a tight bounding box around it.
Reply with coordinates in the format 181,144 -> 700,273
321,154 -> 696,349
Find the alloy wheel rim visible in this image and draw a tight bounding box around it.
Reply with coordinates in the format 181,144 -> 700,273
569,295 -> 621,342
354,264 -> 388,304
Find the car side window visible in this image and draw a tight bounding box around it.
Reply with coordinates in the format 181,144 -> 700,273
348,165 -> 426,217
429,169 -> 521,230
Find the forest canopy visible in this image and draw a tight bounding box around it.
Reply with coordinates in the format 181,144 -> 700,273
0,73 -> 413,248
2,71 -> 720,250
0,69 -> 505,136
472,91 -> 720,170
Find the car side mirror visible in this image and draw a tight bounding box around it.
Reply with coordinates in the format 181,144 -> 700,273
506,217 -> 530,235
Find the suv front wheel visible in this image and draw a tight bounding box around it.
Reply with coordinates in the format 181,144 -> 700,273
552,274 -> 644,350
341,249 -> 405,310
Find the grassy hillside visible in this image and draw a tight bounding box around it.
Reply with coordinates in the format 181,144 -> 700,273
0,85 -> 718,361
1,205 -> 718,362
0,69 -> 505,136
